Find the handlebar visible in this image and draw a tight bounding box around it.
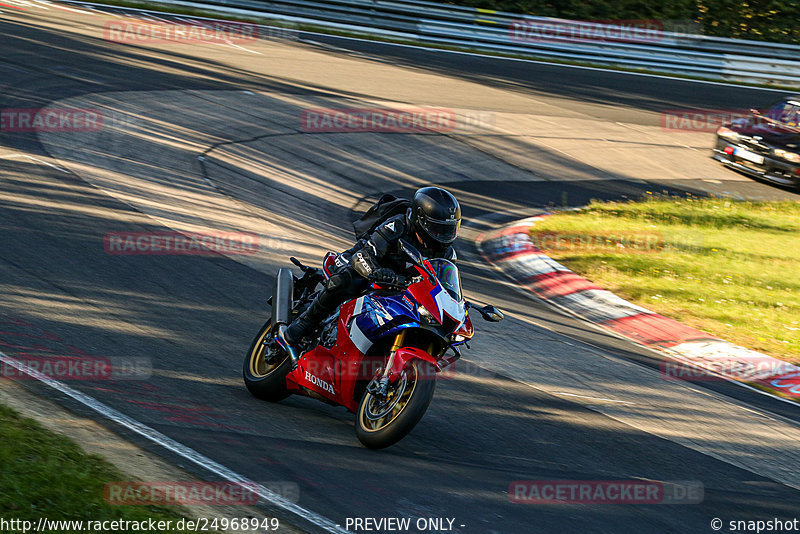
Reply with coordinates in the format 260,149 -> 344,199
369,272 -> 421,290
290,257 -> 309,272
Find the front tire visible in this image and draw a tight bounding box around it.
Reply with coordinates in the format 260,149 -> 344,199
355,360 -> 436,449
243,318 -> 292,402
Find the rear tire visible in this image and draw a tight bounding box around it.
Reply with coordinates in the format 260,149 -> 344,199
355,360 -> 436,449
243,318 -> 292,402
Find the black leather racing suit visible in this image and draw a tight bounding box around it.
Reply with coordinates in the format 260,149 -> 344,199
284,213 -> 456,343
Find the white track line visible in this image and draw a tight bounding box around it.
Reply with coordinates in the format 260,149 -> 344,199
0,154 -> 70,174
0,352 -> 348,534
142,13 -> 173,22
551,391 -> 635,404
187,18 -> 263,55
14,0 -> 47,8
224,40 -> 262,54
42,0 -> 93,14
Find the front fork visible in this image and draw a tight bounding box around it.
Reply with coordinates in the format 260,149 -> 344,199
367,332 -> 438,399
367,331 -> 406,398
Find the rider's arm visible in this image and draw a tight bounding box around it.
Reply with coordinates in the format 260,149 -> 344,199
350,216 -> 405,279
342,238 -> 367,256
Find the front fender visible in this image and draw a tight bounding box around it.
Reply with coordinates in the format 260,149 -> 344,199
387,347 -> 441,383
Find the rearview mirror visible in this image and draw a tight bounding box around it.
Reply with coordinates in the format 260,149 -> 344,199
479,305 -> 504,322
398,238 -> 423,264
399,238 -> 436,282
467,302 -> 504,322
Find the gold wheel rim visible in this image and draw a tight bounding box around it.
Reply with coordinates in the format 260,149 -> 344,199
358,365 -> 419,433
248,324 -> 285,378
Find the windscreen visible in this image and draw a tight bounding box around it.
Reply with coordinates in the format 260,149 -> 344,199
430,259 -> 461,300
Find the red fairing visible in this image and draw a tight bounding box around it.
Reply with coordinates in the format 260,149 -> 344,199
454,314 -> 474,338
285,298 -> 366,412
387,347 -> 440,382
407,262 -> 443,323
283,259 -> 467,413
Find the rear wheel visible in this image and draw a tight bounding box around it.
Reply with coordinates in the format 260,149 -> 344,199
355,360 -> 436,449
243,318 -> 292,402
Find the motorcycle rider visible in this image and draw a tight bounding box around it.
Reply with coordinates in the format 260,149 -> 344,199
276,186 -> 462,361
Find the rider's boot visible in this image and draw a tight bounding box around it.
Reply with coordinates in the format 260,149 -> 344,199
275,296 -> 330,365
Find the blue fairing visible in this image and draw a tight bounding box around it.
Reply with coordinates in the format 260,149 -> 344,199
352,292 -> 420,350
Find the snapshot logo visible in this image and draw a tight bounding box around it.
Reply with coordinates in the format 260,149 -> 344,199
104,231 -> 260,255
1,108 -> 102,132
509,480 -> 704,504
103,20 -> 258,43
509,19 -> 665,44
0,356 -> 151,381
104,482 -> 259,505
717,518 -> 800,533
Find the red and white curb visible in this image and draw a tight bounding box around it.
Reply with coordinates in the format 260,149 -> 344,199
477,216 -> 800,402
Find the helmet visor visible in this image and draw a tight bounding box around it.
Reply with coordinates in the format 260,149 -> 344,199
420,216 -> 460,244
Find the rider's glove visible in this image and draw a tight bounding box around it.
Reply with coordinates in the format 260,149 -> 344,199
351,249 -> 379,279
371,268 -> 400,286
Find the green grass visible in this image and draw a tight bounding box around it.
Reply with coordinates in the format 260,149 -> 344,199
530,195 -> 800,363
0,403 -> 192,529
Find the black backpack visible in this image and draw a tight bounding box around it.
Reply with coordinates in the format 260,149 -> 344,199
352,194 -> 411,240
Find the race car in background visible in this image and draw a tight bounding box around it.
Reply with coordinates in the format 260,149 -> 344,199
713,95 -> 800,188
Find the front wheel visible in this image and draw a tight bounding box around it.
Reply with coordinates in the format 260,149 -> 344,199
243,318 -> 292,402
355,360 -> 436,449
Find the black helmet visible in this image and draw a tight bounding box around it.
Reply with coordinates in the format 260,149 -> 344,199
410,186 -> 461,247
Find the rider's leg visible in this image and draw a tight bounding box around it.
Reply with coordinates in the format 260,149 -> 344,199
277,267 -> 367,360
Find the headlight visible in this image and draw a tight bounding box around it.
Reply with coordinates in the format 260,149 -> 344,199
774,148 -> 800,163
418,305 -> 435,324
716,126 -> 740,141
452,334 -> 466,342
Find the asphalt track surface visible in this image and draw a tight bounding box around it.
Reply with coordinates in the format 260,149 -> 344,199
2,5 -> 800,534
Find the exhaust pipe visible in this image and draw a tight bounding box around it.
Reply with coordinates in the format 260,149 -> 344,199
271,268 -> 294,329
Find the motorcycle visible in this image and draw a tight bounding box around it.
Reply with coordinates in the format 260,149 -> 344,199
243,239 -> 503,449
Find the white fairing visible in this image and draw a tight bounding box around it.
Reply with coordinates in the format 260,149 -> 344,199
434,288 -> 466,326
348,297 -> 373,354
